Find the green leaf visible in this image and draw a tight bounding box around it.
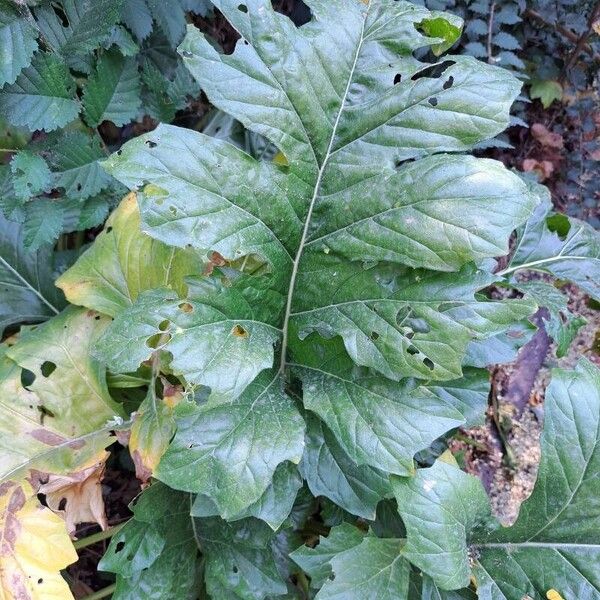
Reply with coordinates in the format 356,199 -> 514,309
94,285 -> 281,400
506,189 -> 600,300
42,131 -> 114,199
300,415 -> 390,520
315,536 -> 411,600
147,0 -> 186,47
10,150 -> 51,199
290,523 -> 366,589
196,516 -> 287,600
83,49 -> 141,127
463,320 -> 535,367
290,335 -> 465,475
0,0 -> 38,86
139,58 -> 176,121
0,52 -> 79,131
56,193 -> 202,317
0,211 -> 64,335
392,359 -> 600,598
34,0 -> 124,68
392,459 -> 491,590
425,368 -> 490,428
21,199 -> 65,251
529,78 -> 563,108
417,12 -> 462,55
0,307 -> 123,484
291,257 -> 535,381
100,484 -> 201,599
192,461 -> 302,530
155,370 -> 305,518
515,280 -> 586,358
121,0 -> 153,42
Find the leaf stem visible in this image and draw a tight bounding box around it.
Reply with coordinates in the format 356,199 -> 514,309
81,583 -> 116,600
74,522 -> 126,550
0,148 -> 18,153
497,254 -> 588,277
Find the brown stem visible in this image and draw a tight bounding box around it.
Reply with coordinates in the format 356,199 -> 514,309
524,9 -> 600,64
486,1 -> 497,64
563,1 -> 600,74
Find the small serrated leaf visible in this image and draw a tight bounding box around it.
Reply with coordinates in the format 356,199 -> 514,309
10,150 -> 52,199
0,52 -> 79,132
0,0 -> 38,86
83,50 -> 141,127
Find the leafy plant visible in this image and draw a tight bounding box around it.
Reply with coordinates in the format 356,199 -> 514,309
1,1 -> 600,599
0,0 -> 210,250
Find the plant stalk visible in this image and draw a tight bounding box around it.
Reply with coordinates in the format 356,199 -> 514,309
81,583 -> 116,600
74,522 -> 126,551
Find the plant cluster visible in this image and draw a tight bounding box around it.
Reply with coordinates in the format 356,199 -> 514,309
1,1 -> 600,600
0,0 -> 211,250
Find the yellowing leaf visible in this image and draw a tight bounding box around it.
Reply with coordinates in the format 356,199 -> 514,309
0,308 -> 120,484
129,381 -> 182,483
0,481 -> 76,600
546,590 -> 564,600
56,193 -> 204,317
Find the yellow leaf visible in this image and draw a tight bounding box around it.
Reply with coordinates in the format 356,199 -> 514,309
546,590 -> 564,600
438,449 -> 459,467
272,151 -> 289,166
56,194 -> 203,317
0,481 -> 76,600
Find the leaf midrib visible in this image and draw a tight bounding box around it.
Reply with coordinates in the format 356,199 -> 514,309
0,253 -> 60,315
278,6 -> 370,373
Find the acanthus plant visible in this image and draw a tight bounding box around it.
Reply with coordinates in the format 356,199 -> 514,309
1,1 -> 600,599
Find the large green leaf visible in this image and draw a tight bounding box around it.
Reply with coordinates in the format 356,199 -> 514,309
100,483 -> 201,599
191,461 -> 303,530
0,52 -> 79,131
94,0 -> 536,522
0,0 -> 38,86
393,359 -> 600,598
0,211 -> 64,335
94,285 -> 281,399
315,536 -> 411,599
290,335 -> 465,475
195,516 -> 288,599
155,370 -> 305,517
300,415 -> 390,520
504,188 -> 600,300
101,0 -> 536,381
290,522 -> 366,589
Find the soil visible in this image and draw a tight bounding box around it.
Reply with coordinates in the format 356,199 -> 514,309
451,278 -> 600,524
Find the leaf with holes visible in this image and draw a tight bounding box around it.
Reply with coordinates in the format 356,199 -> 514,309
93,0 -> 537,522
504,185 -> 600,300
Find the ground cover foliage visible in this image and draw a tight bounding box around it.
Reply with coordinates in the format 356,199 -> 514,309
1,0 -> 600,599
